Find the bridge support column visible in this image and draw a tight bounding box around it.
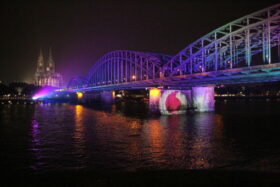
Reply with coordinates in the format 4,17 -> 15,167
149,88 -> 161,113
100,91 -> 115,104
81,92 -> 98,103
149,88 -> 192,115
192,86 -> 215,112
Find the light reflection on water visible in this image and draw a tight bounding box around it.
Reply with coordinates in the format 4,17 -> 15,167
1,101 -> 280,172
73,105 -> 86,169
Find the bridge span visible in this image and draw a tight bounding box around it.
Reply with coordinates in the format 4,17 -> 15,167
68,4 -> 280,114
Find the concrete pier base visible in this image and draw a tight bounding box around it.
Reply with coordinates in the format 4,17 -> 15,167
192,86 -> 215,112
100,91 -> 115,104
149,88 -> 192,115
149,88 -> 161,114
80,91 -> 115,104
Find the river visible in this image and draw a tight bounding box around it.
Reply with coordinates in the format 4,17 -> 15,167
1,100 -> 280,174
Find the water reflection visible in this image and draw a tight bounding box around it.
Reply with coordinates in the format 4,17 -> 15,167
145,119 -> 165,165
72,105 -> 231,170
142,113 -> 231,169
73,105 -> 87,168
161,115 -> 185,167
30,119 -> 41,170
31,120 -> 40,148
188,113 -> 215,169
2,101 -> 278,173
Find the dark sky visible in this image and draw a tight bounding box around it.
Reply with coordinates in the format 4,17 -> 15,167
0,0 -> 278,85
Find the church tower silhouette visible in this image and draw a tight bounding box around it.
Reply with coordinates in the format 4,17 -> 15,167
34,47 -> 63,87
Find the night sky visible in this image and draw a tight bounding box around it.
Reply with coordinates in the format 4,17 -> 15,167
1,0 -> 278,85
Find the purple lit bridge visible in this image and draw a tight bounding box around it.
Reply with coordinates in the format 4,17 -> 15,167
68,4 -> 280,114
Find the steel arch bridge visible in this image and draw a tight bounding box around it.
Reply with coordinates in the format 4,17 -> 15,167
67,76 -> 87,88
162,3 -> 280,76
87,50 -> 172,84
69,4 -> 280,91
68,50 -> 172,89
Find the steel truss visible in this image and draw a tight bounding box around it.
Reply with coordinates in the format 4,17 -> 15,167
69,4 -> 280,89
67,76 -> 87,88
162,4 -> 280,77
86,50 -> 171,87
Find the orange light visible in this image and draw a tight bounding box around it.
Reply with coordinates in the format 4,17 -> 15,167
132,75 -> 136,80
77,92 -> 83,99
150,88 -> 160,97
112,91 -> 115,98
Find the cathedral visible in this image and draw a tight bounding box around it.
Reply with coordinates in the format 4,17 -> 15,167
34,48 -> 63,87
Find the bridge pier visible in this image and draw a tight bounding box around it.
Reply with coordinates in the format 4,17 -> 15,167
149,88 -> 161,113
192,86 -> 215,112
100,91 -> 115,104
149,86 -> 215,115
79,92 -> 95,103
149,88 -> 192,115
79,91 -> 115,104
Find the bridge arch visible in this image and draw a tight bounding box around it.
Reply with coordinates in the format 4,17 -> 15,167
67,76 -> 87,88
68,4 -> 280,90
86,50 -> 172,86
162,4 -> 280,77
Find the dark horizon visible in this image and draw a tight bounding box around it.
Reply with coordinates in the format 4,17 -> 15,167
1,0 -> 278,85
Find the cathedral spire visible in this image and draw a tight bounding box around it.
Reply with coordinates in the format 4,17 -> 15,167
46,47 -> 55,73
34,47 -> 63,87
36,48 -> 45,73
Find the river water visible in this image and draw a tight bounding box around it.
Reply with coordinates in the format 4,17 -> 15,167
1,100 -> 280,174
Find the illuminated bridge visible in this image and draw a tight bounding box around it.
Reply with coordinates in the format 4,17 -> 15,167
68,4 -> 280,114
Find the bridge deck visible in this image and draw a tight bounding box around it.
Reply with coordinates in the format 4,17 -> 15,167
73,63 -> 280,91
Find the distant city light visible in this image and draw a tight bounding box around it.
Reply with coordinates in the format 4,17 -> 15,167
116,94 -> 122,98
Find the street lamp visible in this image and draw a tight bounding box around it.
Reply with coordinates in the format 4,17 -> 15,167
199,65 -> 203,72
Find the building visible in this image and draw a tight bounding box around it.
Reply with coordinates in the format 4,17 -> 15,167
34,48 -> 63,87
